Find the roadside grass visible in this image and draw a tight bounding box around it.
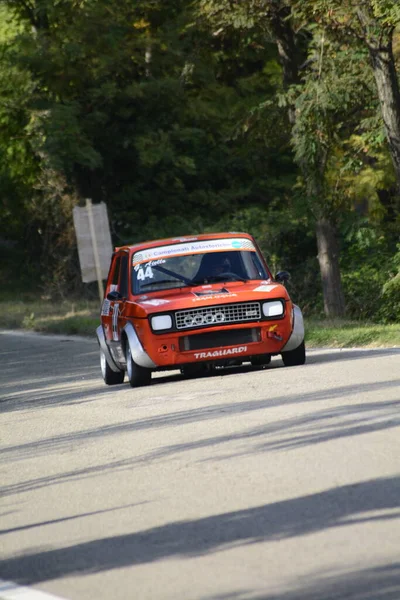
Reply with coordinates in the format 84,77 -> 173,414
305,319 -> 400,348
0,300 -> 100,337
0,301 -> 399,347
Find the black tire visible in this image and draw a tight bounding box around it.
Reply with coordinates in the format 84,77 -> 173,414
100,349 -> 125,385
281,340 -> 306,367
251,355 -> 271,367
126,345 -> 152,387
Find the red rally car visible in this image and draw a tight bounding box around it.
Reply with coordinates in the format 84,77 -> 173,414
96,232 -> 306,387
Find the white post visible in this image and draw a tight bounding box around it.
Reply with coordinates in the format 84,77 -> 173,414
86,198 -> 104,302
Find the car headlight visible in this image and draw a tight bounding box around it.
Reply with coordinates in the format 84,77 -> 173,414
151,314 -> 173,331
262,300 -> 284,318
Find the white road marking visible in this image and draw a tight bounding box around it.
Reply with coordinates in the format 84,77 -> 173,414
0,579 -> 67,600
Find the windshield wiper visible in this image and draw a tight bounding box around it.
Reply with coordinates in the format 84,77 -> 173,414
152,265 -> 193,285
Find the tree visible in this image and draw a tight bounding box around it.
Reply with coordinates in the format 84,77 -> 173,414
1,0 -> 293,293
291,0 -> 400,192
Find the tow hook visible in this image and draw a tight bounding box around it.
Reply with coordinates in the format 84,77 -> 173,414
267,325 -> 283,342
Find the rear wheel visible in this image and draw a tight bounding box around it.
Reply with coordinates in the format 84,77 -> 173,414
100,349 -> 125,385
126,345 -> 152,387
281,341 -> 306,367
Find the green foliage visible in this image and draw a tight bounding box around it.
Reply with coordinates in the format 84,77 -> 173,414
339,219 -> 400,322
0,0 -> 399,325
378,246 -> 400,323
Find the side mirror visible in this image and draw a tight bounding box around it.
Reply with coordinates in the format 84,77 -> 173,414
107,290 -> 123,301
275,271 -> 290,283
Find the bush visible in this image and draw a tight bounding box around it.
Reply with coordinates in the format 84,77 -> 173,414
340,221 -> 399,322
379,272 -> 400,323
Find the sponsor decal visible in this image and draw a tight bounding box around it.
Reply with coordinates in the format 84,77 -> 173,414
141,299 -> 170,306
134,259 -> 167,282
253,285 -> 278,292
232,239 -> 255,250
133,259 -> 166,272
192,293 -> 237,302
193,346 -> 248,360
101,299 -> 111,316
112,304 -> 119,341
132,238 -> 255,265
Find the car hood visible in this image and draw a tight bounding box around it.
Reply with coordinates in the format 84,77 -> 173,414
134,281 -> 289,314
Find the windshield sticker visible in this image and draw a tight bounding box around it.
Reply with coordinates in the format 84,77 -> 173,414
134,259 -> 166,271
136,265 -> 153,281
231,239 -> 254,250
132,238 -> 255,265
140,299 -> 170,306
253,285 -> 278,293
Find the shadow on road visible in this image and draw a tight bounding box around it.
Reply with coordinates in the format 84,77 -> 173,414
2,377 -> 399,469
0,335 -> 107,412
0,476 -> 399,585
1,330 -> 399,413
203,563 -> 400,599
0,503 -> 145,536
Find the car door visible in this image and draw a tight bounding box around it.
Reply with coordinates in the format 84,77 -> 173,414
108,251 -> 128,343
114,251 -> 129,341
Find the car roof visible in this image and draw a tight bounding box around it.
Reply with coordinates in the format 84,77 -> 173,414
114,232 -> 254,253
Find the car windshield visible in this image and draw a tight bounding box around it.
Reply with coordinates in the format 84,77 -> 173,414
132,249 -> 269,294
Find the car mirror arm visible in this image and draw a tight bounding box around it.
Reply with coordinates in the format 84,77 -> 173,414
107,290 -> 123,301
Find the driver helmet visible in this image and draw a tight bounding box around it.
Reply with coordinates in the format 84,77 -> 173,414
211,254 -> 231,276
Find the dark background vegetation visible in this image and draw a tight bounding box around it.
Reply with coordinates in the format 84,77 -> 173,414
0,0 -> 399,322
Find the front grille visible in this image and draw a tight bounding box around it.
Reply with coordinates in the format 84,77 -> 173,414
175,302 -> 261,330
180,328 -> 260,351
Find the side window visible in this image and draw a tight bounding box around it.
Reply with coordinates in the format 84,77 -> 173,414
250,252 -> 268,279
119,254 -> 129,298
110,256 -> 121,292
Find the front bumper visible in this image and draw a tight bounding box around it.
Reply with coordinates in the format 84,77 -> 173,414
136,306 -> 304,369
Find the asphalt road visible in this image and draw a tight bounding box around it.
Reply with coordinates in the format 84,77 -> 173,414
1,330 -> 400,600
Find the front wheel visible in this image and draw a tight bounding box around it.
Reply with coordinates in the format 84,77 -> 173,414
126,345 -> 152,387
281,340 -> 306,367
100,349 -> 125,385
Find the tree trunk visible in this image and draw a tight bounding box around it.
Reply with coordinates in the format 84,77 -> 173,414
316,217 -> 345,317
268,4 -> 301,87
369,37 -> 400,192
269,7 -> 346,316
